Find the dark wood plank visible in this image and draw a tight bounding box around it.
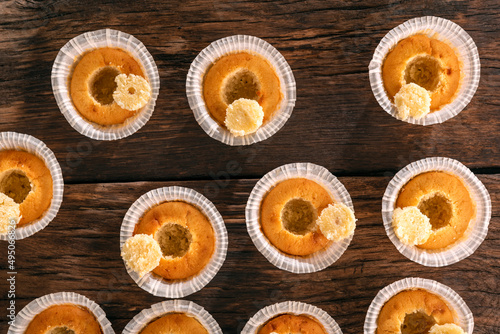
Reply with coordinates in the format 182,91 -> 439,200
1,0 -> 499,183
0,175 -> 498,333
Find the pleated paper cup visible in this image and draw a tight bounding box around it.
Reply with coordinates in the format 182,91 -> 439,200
242,301 -> 342,334
123,299 -> 222,334
369,16 -> 480,125
246,162 -> 355,274
120,186 -> 228,298
8,291 -> 114,334
186,35 -> 296,146
52,28 -> 160,140
382,157 -> 491,267
0,132 -> 64,240
364,277 -> 474,334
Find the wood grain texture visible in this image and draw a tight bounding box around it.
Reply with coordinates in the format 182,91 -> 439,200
0,176 -> 499,333
1,0 -> 499,183
0,0 -> 499,333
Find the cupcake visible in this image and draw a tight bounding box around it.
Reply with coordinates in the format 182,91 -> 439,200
120,186 -> 228,298
382,157 -> 491,266
369,16 -> 480,125
0,132 -> 63,240
187,35 -> 296,146
122,300 -> 222,334
241,301 -> 342,334
246,163 -> 356,274
364,278 -> 473,334
52,29 -> 160,140
8,292 -> 114,334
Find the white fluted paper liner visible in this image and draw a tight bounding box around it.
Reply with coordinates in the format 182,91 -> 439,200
0,132 -> 64,240
246,163 -> 355,274
364,277 -> 473,334
120,186 -> 228,298
242,301 -> 342,334
123,299 -> 222,334
369,16 -> 480,125
52,28 -> 160,140
186,35 -> 296,146
382,157 -> 491,267
8,292 -> 114,334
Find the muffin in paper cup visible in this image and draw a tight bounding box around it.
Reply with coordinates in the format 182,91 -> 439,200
242,300 -> 342,334
364,277 -> 473,334
120,186 -> 228,298
369,16 -> 480,125
382,157 -> 491,267
245,162 -> 355,274
123,299 -> 222,334
0,132 -> 64,240
51,28 -> 160,140
8,291 -> 114,334
186,35 -> 296,146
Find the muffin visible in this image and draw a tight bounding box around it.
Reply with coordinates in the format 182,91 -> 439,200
394,171 -> 475,250
24,304 -> 103,334
0,150 -> 53,227
382,34 -> 461,116
258,314 -> 327,334
70,47 -> 151,126
139,313 -> 208,334
203,51 -> 282,131
376,289 -> 462,334
132,201 -> 216,280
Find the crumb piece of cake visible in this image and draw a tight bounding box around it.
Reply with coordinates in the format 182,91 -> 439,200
121,234 -> 162,277
429,323 -> 466,334
392,206 -> 432,246
0,193 -> 20,234
224,98 -> 264,136
394,83 -> 431,120
113,73 -> 151,111
316,203 -> 356,242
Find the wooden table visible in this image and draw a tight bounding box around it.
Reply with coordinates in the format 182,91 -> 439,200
1,1 -> 499,333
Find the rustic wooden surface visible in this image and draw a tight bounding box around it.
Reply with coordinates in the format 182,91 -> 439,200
0,0 -> 499,333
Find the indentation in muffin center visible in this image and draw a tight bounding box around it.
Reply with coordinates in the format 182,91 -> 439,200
48,327 -> 76,334
223,69 -> 261,105
404,55 -> 442,92
155,223 -> 193,258
281,198 -> 318,235
0,170 -> 31,204
90,66 -> 120,105
401,311 -> 436,334
418,192 -> 453,230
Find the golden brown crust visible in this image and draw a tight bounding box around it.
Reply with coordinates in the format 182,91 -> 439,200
203,52 -> 282,127
376,289 -> 456,334
0,150 -> 53,226
382,34 -> 460,111
140,313 -> 208,334
25,304 -> 102,334
396,171 -> 475,250
258,314 -> 327,334
260,178 -> 333,256
70,47 -> 145,125
134,201 -> 215,280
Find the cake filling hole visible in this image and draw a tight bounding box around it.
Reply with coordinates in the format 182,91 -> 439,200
418,193 -> 453,230
128,87 -> 136,94
48,327 -> 76,334
223,69 -> 261,105
281,198 -> 317,235
90,66 -> 120,105
404,55 -> 442,92
155,223 -> 192,258
401,311 -> 436,334
0,170 -> 31,204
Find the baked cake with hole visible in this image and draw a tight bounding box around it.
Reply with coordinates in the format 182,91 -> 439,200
133,201 -> 215,280
24,304 -> 102,334
139,313 -> 208,334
